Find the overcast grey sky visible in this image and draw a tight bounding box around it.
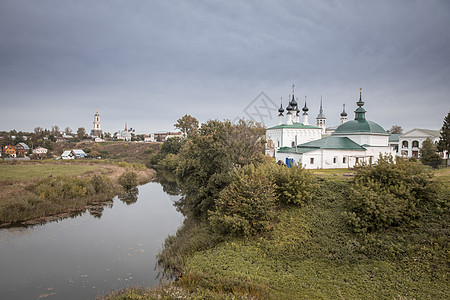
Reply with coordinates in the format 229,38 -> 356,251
0,0 -> 449,134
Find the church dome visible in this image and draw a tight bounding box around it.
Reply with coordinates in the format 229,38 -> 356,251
333,119 -> 387,134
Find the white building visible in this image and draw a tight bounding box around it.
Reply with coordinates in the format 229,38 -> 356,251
275,90 -> 394,169
398,128 -> 441,158
266,86 -> 322,155
91,109 -> 103,137
32,146 -> 48,158
115,124 -> 134,141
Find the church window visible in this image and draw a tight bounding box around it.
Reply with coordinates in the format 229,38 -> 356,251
310,158 -> 314,164
291,141 -> 295,147
333,157 -> 337,164
277,141 -> 280,148
343,157 -> 346,164
412,140 -> 419,148
402,141 -> 408,148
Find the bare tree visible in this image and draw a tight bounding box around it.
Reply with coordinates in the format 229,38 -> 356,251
64,127 -> 72,135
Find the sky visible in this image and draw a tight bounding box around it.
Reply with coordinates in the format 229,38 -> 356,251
0,0 -> 449,134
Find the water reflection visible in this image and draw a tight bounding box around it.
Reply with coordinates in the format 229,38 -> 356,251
155,170 -> 181,196
118,188 -> 139,205
87,201 -> 113,218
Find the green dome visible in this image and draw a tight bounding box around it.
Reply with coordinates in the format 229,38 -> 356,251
333,119 -> 387,134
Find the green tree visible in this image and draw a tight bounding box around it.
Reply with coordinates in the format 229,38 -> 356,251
345,155 -> 438,232
176,119 -> 265,219
118,171 -> 138,190
420,137 -> 441,168
174,114 -> 199,137
209,166 -> 276,237
77,127 -> 87,140
161,137 -> 185,156
438,111 -> 450,158
388,125 -> 403,134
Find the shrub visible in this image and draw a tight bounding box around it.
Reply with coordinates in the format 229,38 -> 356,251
345,155 -> 439,232
209,165 -> 277,237
33,176 -> 88,202
88,174 -> 113,194
118,171 -> 138,190
270,164 -> 318,205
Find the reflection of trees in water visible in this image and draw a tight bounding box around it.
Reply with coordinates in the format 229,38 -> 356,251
118,188 -> 139,205
87,202 -> 113,218
156,171 -> 181,196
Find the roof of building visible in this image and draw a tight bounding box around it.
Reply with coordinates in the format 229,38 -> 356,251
72,149 -> 86,155
62,150 -> 72,156
316,98 -> 326,119
267,123 -> 322,130
278,136 -> 366,154
389,133 -> 401,142
333,119 -> 387,135
17,142 -> 30,149
400,128 -> 441,138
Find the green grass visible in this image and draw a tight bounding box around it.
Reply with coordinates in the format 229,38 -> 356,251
152,178 -> 449,299
0,163 -> 100,181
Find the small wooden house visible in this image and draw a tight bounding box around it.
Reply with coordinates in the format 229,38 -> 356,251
15,143 -> 30,157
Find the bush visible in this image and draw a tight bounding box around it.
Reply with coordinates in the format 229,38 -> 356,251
270,164 -> 318,206
345,155 -> 439,232
209,165 -> 277,237
118,171 -> 138,190
88,174 -> 113,194
33,176 -> 88,201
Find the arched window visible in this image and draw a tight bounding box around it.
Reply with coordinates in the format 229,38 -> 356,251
402,141 -> 409,148
291,141 -> 295,147
412,140 -> 419,148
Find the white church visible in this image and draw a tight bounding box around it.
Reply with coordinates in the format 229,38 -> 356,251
266,88 -> 394,169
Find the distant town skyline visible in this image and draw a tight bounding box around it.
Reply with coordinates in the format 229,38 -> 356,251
1,0 -> 449,134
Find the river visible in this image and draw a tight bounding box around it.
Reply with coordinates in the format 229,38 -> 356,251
0,182 -> 183,299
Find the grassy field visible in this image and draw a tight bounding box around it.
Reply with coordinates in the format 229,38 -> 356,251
0,161 -> 155,226
0,163 -> 100,181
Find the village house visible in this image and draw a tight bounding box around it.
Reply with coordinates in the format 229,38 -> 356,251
15,142 -> 30,157
61,149 -> 86,160
3,145 -> 16,158
32,146 -> 48,158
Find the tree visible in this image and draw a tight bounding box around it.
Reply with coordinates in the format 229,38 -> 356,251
421,137 -> 441,168
64,127 -> 72,135
175,119 -> 266,219
438,111 -> 450,157
345,155 -> 438,232
174,114 -> 199,137
77,127 -> 87,140
51,125 -> 60,136
388,125 -> 403,134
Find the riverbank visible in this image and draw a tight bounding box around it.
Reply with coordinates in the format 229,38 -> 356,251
0,161 -> 155,227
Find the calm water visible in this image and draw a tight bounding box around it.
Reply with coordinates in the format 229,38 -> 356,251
0,182 -> 183,299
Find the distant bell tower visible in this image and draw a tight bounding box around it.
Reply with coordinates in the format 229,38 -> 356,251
91,109 -> 103,137
316,97 -> 326,134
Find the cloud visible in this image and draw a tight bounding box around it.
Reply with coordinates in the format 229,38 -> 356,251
0,0 -> 449,133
